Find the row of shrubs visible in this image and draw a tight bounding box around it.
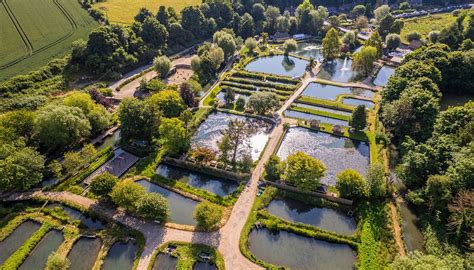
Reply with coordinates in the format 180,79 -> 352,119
290,104 -> 351,121
0,59 -> 67,96
296,97 -> 355,112
220,87 -> 286,101
232,70 -> 299,85
227,77 -> 295,91
220,81 -> 256,90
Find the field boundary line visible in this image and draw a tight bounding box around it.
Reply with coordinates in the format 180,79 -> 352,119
0,0 -> 32,69
0,0 -> 79,71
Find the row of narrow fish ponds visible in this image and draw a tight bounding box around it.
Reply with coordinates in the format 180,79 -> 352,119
248,193 -> 357,269
0,212 -> 136,269
1,195 -> 357,269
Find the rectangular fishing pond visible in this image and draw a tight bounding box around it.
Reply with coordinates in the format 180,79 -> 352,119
102,240 -> 137,270
248,228 -> 356,270
19,230 -> 64,270
266,197 -> 356,235
156,164 -> 239,197
276,127 -> 370,186
301,83 -> 374,100
245,55 -> 308,77
191,111 -> 273,161
0,220 -> 41,264
136,179 -> 198,225
67,237 -> 102,270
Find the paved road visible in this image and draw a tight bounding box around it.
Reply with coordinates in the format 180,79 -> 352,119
6,61 -> 370,270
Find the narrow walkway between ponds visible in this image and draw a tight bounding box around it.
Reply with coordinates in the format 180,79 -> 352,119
3,62 -> 344,270
390,200 -> 406,257
306,77 -> 380,92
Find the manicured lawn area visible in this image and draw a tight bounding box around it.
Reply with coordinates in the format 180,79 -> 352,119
0,0 -> 98,81
92,0 -> 201,24
400,13 -> 457,43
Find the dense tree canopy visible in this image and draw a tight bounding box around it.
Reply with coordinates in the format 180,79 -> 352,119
159,118 -> 189,156
110,179 -> 146,211
336,169 -> 366,199
35,105 -> 91,150
193,201 -> 222,230
322,28 -> 341,61
247,92 -> 280,115
135,192 -> 170,222
283,152 -> 326,191
90,172 -> 119,197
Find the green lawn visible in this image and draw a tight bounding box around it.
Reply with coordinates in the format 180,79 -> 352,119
400,13 -> 458,43
0,0 -> 98,81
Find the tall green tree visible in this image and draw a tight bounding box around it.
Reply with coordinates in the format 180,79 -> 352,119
146,90 -> 185,118
90,172 -> 118,197
322,28 -> 341,61
352,46 -> 377,76
349,104 -> 368,131
159,118 -> 189,156
284,152 -> 326,191
365,32 -> 383,58
110,179 -> 145,211
119,98 -> 155,142
265,154 -> 284,181
336,169 -> 366,199
0,144 -> 45,190
35,105 -> 91,150
135,193 -> 169,222
220,120 -> 254,168
283,39 -> 297,55
366,163 -> 388,199
193,201 -> 222,230
247,92 -> 280,115
153,56 -> 172,79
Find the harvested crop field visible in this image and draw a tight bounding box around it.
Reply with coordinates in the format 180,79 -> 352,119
92,0 -> 201,24
0,0 -> 98,81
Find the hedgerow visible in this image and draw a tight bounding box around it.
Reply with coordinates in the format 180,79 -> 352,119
232,70 -> 299,85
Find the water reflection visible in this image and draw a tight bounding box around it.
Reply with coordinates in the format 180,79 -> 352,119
102,241 -> 137,270
193,262 -> 217,270
136,179 -> 198,225
67,237 -> 102,270
373,66 -> 395,87
317,58 -> 363,83
277,127 -> 369,186
46,203 -> 104,230
156,164 -> 239,197
343,98 -> 374,108
267,198 -> 356,235
19,230 -> 64,270
0,220 -> 41,264
152,253 -> 178,270
294,103 -> 352,116
245,55 -> 308,77
284,110 -> 349,126
248,228 -> 356,270
301,83 -> 374,100
295,42 -> 323,59
191,111 -> 273,161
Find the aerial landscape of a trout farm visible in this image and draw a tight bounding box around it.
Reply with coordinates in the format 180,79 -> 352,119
0,0 -> 473,269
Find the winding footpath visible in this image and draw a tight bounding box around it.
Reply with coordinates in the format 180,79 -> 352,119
4,62 -> 392,269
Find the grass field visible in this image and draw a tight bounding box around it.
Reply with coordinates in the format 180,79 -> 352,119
0,0 -> 98,81
92,0 -> 201,24
400,12 -> 457,43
